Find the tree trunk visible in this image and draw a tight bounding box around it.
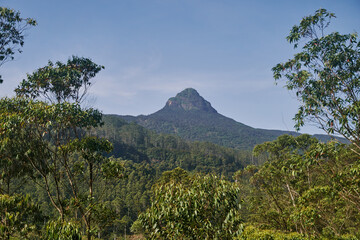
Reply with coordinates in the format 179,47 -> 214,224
87,162 -> 93,240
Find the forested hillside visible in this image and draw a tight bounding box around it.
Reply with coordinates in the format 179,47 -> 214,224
134,9 -> 360,239
2,108 -> 254,238
95,113 -> 347,182
0,6 -> 359,240
97,114 -> 254,177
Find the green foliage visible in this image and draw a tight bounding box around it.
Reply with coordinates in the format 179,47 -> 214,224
272,8 -> 360,153
138,170 -> 243,239
15,56 -> 104,104
74,114 -> 256,237
238,225 -> 359,240
0,97 -> 119,239
0,194 -> 44,239
68,136 -> 113,165
42,218 -> 82,240
101,157 -> 126,180
238,225 -> 305,240
99,115 -> 253,178
154,167 -> 190,186
0,7 -> 36,83
4,8 -> 360,239
263,10 -> 360,237
0,125 -> 34,195
237,134 -> 360,238
130,219 -> 143,235
265,10 -> 360,238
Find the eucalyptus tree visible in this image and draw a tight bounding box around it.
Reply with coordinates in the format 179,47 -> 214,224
138,169 -> 243,239
272,9 -> 360,154
15,56 -> 104,104
0,97 -> 126,239
270,8 -> 360,236
0,54 -> 124,239
0,7 -> 36,83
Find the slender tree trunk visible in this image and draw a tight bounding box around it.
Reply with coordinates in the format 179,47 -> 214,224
5,206 -> 9,240
87,162 -> 93,240
6,173 -> 10,195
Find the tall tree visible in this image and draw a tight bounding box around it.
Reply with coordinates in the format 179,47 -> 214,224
15,56 -> 104,104
0,97 -> 125,240
0,7 -> 36,83
272,9 -> 360,154
1,55 -> 123,239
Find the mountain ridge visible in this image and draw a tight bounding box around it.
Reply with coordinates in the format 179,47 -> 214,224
113,88 -> 340,150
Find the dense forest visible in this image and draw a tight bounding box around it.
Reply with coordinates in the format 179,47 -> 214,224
1,7 -> 360,240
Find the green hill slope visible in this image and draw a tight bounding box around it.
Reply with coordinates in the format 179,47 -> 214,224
96,114 -> 254,177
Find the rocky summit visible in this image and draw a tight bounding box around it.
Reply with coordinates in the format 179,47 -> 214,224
163,88 -> 217,113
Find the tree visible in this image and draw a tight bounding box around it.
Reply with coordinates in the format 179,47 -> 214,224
43,218 -> 82,240
137,169 -> 243,239
250,135 -> 320,234
237,134 -> 360,238
0,98 -> 99,217
0,97 -> 125,240
15,56 -> 104,104
1,55 -> 125,239
272,9 -> 360,153
0,7 -> 36,83
0,194 -> 44,239
0,130 -> 34,195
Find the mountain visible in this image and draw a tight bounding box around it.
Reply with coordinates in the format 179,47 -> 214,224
116,88 -> 308,149
163,88 -> 217,113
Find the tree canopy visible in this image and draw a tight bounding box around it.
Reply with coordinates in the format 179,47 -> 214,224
15,56 -> 104,104
137,170 -> 243,239
272,9 -> 360,153
0,7 -> 36,83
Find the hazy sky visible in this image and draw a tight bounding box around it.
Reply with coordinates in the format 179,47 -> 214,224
1,0 -> 359,134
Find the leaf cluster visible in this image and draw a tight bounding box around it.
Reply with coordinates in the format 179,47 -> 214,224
15,56 -> 104,104
138,171 -> 243,239
272,8 -> 360,153
0,194 -> 44,239
238,134 -> 360,238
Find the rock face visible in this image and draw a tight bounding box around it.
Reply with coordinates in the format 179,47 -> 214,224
163,88 -> 217,113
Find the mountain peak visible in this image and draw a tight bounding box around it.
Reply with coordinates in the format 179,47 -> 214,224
163,88 -> 217,113
176,88 -> 201,98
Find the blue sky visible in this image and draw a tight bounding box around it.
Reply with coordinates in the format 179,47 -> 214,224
1,0 -> 359,134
